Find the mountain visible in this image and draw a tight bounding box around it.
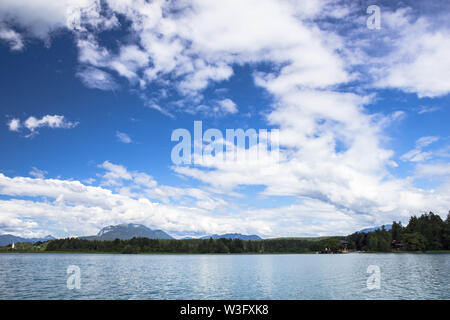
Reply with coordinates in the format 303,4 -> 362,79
358,224 -> 392,233
0,234 -> 55,246
200,233 -> 262,240
81,223 -> 173,240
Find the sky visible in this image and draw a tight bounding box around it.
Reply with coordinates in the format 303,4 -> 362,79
0,0 -> 449,239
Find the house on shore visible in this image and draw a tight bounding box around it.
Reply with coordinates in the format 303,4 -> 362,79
391,240 -> 404,250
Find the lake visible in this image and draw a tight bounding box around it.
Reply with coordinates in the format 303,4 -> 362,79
0,253 -> 448,299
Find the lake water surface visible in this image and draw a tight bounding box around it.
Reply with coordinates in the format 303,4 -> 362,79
0,253 -> 448,299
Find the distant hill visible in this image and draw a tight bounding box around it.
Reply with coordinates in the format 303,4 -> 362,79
81,223 -> 173,240
265,236 -> 334,242
358,224 -> 392,233
0,234 -> 55,246
200,233 -> 261,240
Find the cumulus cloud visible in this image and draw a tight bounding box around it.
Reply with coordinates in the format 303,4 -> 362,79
7,118 -> 20,131
187,98 -> 238,117
0,163 -> 237,238
368,8 -> 450,98
1,1 -> 449,101
99,161 -> 134,185
1,1 -> 449,238
0,0 -> 117,39
24,115 -> 77,132
7,115 -> 78,136
1,159 -> 449,238
1,0 -> 352,113
97,161 -> 225,210
217,99 -> 238,114
173,87 -> 448,224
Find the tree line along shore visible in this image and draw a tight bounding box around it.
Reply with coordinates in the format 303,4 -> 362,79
1,212 -> 449,254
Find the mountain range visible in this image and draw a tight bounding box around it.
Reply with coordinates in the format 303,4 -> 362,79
200,233 -> 262,240
0,224 -> 262,245
80,223 -> 174,240
0,234 -> 55,246
358,224 -> 392,233
81,224 -> 262,241
1,223 -> 391,245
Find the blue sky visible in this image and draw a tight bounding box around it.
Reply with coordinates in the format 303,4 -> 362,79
0,0 -> 449,238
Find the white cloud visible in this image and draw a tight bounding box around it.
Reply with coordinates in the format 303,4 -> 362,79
0,167 -> 238,238
24,115 -> 75,131
0,0 -> 68,38
401,150 -> 432,163
371,9 -> 450,98
401,136 -> 439,162
0,0 -> 116,39
217,99 -> 238,114
1,165 -> 449,238
83,178 -> 96,185
187,98 -> 239,117
1,1 -> 449,238
29,167 -> 47,179
8,115 -> 78,136
7,118 -> 20,131
415,163 -> 450,178
0,26 -> 24,50
116,131 -> 132,144
2,1 -> 450,100
417,106 -> 441,115
77,66 -> 118,91
97,161 -> 225,210
173,87 -> 449,223
99,161 -> 133,184
416,136 -> 440,148
0,0 -> 348,112
25,115 -> 78,135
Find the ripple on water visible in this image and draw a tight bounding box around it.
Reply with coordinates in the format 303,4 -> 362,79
0,253 -> 448,300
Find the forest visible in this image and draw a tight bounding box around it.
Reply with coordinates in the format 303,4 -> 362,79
5,212 -> 450,254
45,235 -> 339,254
347,212 -> 450,252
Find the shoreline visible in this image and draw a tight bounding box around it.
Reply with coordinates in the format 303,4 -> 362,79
1,250 -> 449,255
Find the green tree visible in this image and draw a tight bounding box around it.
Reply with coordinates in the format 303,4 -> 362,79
403,232 -> 426,251
121,245 -> 137,254
367,233 -> 378,251
391,221 -> 403,241
215,239 -> 230,253
443,212 -> 450,250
